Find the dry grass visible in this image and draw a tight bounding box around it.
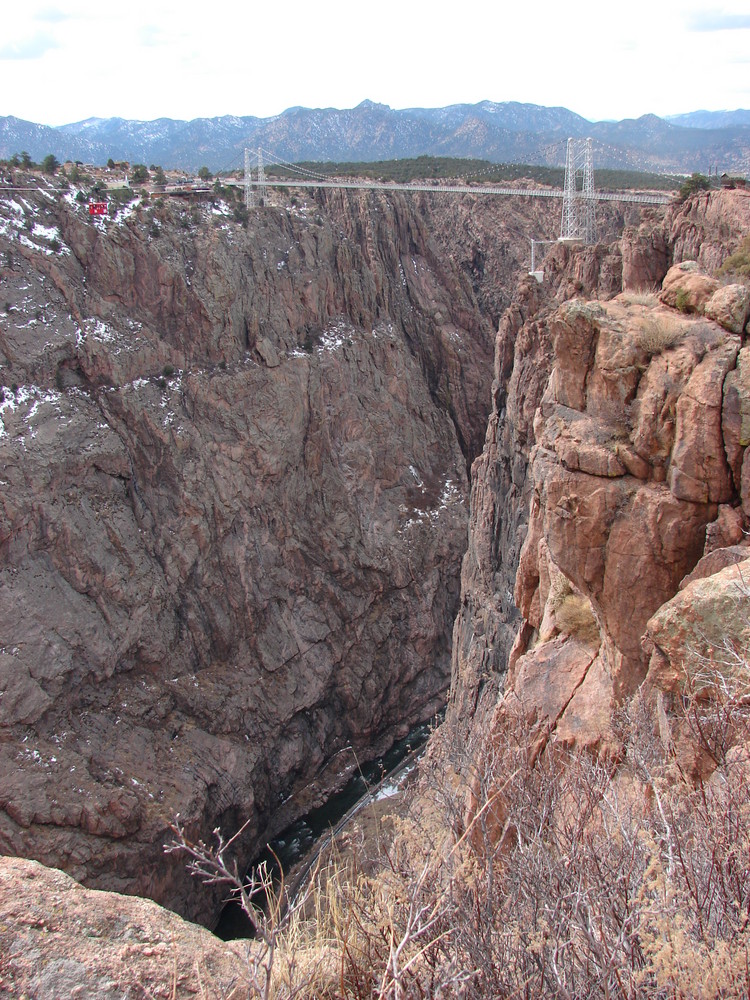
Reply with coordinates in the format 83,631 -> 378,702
175,604 -> 750,998
266,665 -> 750,999
545,575 -> 601,646
716,234 -> 750,281
620,290 -> 659,307
555,592 -> 601,645
633,313 -> 687,354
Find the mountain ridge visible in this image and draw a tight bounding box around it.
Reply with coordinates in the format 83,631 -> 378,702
1,100 -> 749,174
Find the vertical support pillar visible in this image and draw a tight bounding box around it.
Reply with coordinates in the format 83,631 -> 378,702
256,148 -> 268,206
560,137 -> 596,244
244,148 -> 255,210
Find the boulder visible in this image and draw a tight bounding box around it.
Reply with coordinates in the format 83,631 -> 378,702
705,283 -> 750,334
680,545 -> 749,589
0,856 -> 248,999
704,504 -> 746,553
644,558 -> 750,693
659,261 -> 720,314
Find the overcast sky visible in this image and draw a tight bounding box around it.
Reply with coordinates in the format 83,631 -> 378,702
2,0 -> 749,127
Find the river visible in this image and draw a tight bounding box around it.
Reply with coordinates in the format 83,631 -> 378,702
214,716 -> 438,940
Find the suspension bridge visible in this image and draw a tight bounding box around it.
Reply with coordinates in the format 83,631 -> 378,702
237,139 -> 672,244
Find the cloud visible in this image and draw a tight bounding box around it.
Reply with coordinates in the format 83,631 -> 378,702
37,6 -> 71,22
0,30 -> 59,60
687,11 -> 750,31
138,24 -> 168,47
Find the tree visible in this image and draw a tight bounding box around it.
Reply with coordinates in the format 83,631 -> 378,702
198,165 -> 212,181
107,158 -> 115,169
679,172 -> 711,200
130,163 -> 149,183
20,151 -> 33,169
41,154 -> 60,175
153,166 -> 166,186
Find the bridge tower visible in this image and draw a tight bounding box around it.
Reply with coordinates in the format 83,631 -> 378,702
244,148 -> 255,209
560,137 -> 596,244
244,149 -> 269,208
256,148 -> 268,205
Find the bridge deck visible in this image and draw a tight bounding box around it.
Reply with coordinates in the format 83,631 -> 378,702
230,177 -> 671,206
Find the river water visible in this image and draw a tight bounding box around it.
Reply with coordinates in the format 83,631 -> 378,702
214,717 -> 437,939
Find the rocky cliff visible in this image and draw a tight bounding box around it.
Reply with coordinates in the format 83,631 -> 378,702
0,160 -> 661,932
451,188 -> 750,761
0,855 -> 249,998
6,171 -> 750,996
2,177 -> 557,923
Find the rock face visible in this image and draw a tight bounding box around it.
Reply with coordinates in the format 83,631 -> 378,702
451,190 -> 750,759
1,180 -> 540,923
0,855 -> 247,999
450,236 -> 642,727
643,557 -> 750,696
621,188 -> 750,291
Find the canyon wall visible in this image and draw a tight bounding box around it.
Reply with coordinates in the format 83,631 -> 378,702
4,174 -> 749,991
1,179 -> 559,923
450,188 -> 750,764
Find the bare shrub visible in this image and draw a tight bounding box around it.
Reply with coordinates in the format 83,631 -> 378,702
317,675 -> 749,999
165,819 -> 327,1000
171,642 -> 750,997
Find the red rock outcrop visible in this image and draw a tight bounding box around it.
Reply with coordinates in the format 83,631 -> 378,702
448,237 -> 633,725
509,298 -> 742,747
621,188 -> 750,291
451,189 -> 750,763
0,855 -> 247,998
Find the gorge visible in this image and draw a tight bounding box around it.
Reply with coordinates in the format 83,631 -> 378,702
2,168 -> 750,997
0,175 -> 574,924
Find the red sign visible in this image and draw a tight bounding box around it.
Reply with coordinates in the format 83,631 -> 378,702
89,202 -> 108,215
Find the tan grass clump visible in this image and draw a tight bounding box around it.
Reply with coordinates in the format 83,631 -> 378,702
716,234 -> 750,281
554,592 -> 601,645
621,290 -> 659,307
545,575 -> 600,646
634,313 -> 687,354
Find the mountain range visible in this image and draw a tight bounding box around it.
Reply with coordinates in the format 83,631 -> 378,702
1,100 -> 749,174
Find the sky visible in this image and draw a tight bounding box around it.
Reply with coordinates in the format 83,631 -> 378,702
1,0 -> 749,127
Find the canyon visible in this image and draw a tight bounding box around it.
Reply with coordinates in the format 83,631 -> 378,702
0,175 -> 574,925
2,170 -> 750,995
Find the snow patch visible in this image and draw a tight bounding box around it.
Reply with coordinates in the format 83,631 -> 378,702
114,199 -> 142,225
32,222 -> 60,241
77,319 -> 117,345
398,476 -> 464,533
316,319 -> 353,353
0,384 -> 64,441
372,322 -> 396,340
